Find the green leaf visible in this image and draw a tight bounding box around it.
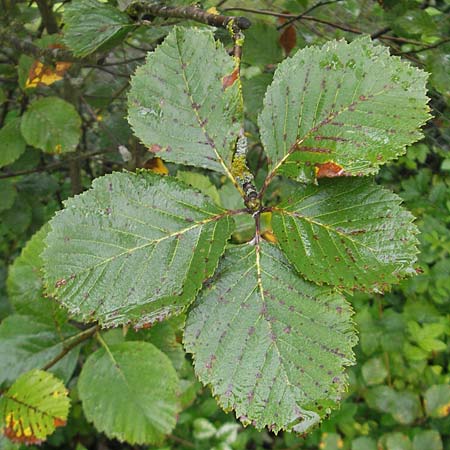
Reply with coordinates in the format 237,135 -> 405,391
193,418 -> 217,440
382,433 -> 412,450
0,370 -> 70,445
365,386 -> 421,424
272,178 -> 419,292
258,37 -> 430,182
413,430 -> 443,450
242,22 -> 283,67
78,341 -> 180,444
352,437 -> 377,450
177,171 -> 221,205
0,181 -> 16,213
6,224 -> 63,318
63,0 -> 131,57
242,72 -> 273,120
20,97 -> 81,154
128,27 -> 242,176
361,357 -> 388,385
43,171 -> 235,327
424,385 -> 450,418
0,315 -> 80,387
128,317 -> 186,371
0,119 -> 26,168
184,242 -> 356,433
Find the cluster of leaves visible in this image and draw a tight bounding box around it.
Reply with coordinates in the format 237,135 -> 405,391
0,1 -> 448,450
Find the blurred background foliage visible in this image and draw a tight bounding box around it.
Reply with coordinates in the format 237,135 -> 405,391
0,0 -> 449,449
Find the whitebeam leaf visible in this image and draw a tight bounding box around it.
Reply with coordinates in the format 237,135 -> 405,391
128,27 -> 242,176
272,178 -> 419,292
42,171 -> 235,327
258,37 -> 430,181
184,242 -> 356,433
78,341 -> 180,445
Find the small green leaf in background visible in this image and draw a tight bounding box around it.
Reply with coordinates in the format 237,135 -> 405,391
0,370 -> 70,445
128,27 -> 242,175
412,430 -> 443,450
6,224 -> 65,318
63,0 -> 131,57
0,118 -> 26,168
0,181 -> 16,213
20,97 -> 81,154
193,418 -> 216,440
381,432 -> 412,450
352,436 -> 377,450
0,314 -> 80,387
177,171 -> 221,205
42,171 -> 234,327
320,432 -> 344,450
365,386 -> 422,424
362,357 -> 388,385
78,341 -> 180,444
424,384 -> 450,418
242,22 -> 283,67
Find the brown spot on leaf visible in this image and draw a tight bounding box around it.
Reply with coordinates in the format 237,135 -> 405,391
315,161 -> 349,178
53,417 -> 66,427
150,144 -> 163,153
55,278 -> 67,288
222,67 -> 239,90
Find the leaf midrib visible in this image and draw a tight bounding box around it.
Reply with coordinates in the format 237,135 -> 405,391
56,211 -> 234,279
266,84 -> 395,181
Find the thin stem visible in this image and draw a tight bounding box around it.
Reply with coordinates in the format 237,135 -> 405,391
42,325 -> 99,371
0,149 -> 115,179
277,0 -> 344,30
395,37 -> 450,55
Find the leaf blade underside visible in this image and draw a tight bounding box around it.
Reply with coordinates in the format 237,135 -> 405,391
184,242 -> 357,433
128,27 -> 242,177
258,36 -> 430,182
42,171 -> 235,328
272,178 -> 419,292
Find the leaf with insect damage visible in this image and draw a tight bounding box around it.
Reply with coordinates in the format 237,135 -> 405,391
128,27 -> 242,176
0,370 -> 70,445
78,341 -> 180,444
42,171 -> 235,328
258,36 -> 430,183
184,242 -> 356,433
272,178 -> 419,292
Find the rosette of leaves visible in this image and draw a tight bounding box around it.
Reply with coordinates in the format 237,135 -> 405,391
42,27 -> 429,436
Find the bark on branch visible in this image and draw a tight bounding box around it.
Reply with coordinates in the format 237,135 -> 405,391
127,3 -> 251,30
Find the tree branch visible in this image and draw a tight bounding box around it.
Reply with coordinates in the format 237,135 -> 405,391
127,2 -> 251,30
42,325 -> 99,371
35,0 -> 59,34
0,149 -> 115,179
0,31 -> 75,63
